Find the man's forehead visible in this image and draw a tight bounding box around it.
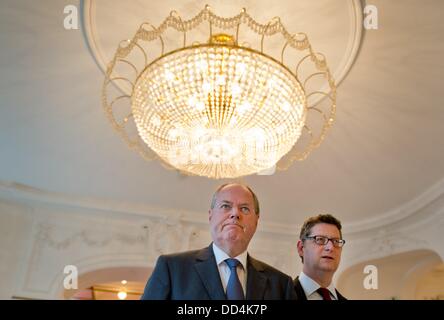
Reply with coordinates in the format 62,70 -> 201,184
310,223 -> 340,235
217,199 -> 252,205
216,185 -> 254,202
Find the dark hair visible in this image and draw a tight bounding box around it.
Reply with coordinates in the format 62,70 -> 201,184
298,214 -> 342,263
210,183 -> 260,215
299,213 -> 342,240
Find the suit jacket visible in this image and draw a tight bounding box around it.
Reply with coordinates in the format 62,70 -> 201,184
293,276 -> 347,300
141,244 -> 297,300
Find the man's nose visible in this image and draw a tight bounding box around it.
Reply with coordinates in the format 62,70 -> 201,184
324,239 -> 334,250
229,208 -> 240,220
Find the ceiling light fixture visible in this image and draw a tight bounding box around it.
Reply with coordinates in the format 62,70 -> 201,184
117,290 -> 127,300
103,5 -> 336,179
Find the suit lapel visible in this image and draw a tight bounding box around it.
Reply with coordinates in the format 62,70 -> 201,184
194,245 -> 226,300
293,277 -> 308,300
336,289 -> 347,300
246,255 -> 268,300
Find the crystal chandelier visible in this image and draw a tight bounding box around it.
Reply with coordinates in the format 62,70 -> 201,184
103,5 -> 336,179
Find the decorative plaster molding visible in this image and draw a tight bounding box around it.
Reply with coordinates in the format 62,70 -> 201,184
80,0 -> 363,89
11,206 -> 214,298
365,230 -> 428,259
339,231 -> 433,275
2,178 -> 444,238
35,222 -> 148,250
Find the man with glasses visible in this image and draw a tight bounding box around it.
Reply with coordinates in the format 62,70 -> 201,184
294,214 -> 347,300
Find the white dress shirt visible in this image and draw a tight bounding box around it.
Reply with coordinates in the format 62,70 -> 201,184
212,243 -> 248,296
298,271 -> 338,300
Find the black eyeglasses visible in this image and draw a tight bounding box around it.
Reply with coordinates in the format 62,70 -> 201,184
304,235 -> 346,248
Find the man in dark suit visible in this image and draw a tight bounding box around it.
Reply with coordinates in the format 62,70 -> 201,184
294,214 -> 347,300
141,183 -> 296,300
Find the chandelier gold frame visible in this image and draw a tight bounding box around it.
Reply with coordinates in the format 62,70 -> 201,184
102,5 -> 336,179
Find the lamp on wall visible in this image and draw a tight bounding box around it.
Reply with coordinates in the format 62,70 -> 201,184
103,5 -> 336,179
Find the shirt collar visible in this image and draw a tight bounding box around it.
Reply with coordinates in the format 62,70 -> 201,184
299,271 -> 338,300
212,242 -> 248,269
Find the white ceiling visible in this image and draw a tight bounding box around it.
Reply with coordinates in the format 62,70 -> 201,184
1,0 -> 444,228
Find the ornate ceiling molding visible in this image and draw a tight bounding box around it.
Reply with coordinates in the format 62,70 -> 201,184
2,177 -> 444,237
80,0 -> 363,90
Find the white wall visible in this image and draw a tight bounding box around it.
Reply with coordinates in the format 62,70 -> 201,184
337,250 -> 442,299
0,200 -> 34,299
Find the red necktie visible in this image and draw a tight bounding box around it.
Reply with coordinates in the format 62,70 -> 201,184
317,287 -> 332,300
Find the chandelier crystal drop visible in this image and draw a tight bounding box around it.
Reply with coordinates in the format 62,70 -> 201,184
103,6 -> 336,179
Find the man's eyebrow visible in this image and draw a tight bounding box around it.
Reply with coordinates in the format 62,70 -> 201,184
217,200 -> 252,207
239,203 -> 252,207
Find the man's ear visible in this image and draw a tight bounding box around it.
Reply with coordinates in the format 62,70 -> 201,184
208,209 -> 212,221
297,239 -> 304,258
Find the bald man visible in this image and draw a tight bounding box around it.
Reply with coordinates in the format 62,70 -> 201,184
141,183 -> 296,300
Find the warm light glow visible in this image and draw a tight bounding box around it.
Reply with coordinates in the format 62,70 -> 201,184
132,45 -> 306,179
117,291 -> 127,300
103,6 -> 337,179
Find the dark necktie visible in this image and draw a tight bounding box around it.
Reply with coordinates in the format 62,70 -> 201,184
225,258 -> 245,300
317,287 -> 332,300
